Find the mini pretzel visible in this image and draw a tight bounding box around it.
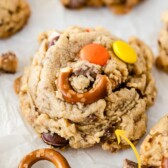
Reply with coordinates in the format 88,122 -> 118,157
57,67 -> 108,104
18,148 -> 71,168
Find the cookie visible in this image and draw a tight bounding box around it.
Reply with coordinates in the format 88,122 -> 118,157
155,12 -> 168,73
0,0 -> 30,38
61,0 -> 143,14
16,26 -> 156,152
140,114 -> 168,167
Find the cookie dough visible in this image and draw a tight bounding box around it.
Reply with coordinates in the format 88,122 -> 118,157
16,26 -> 156,152
140,114 -> 168,167
155,12 -> 168,73
61,0 -> 143,14
0,0 -> 30,38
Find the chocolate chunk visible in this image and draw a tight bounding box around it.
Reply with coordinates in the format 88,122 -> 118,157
162,157 -> 168,168
123,159 -> 149,168
48,36 -> 60,48
64,0 -> 85,9
123,159 -> 138,168
42,132 -> 69,147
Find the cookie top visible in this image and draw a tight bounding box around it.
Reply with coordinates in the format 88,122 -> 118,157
18,26 -> 156,151
61,0 -> 143,14
0,0 -> 30,38
140,114 -> 168,167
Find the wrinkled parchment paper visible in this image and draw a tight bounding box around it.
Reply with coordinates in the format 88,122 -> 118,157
0,0 -> 168,167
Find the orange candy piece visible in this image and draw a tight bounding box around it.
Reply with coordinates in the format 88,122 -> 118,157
80,44 -> 109,66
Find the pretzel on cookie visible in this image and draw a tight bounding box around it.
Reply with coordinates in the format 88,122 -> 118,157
57,67 -> 109,104
18,148 -> 71,168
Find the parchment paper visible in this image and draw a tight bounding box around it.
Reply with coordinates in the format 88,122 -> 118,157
0,0 -> 168,167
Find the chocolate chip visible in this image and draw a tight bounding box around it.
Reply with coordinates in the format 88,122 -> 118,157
64,0 -> 85,9
101,126 -> 116,142
162,157 -> 168,168
48,36 -> 60,48
42,132 -> 69,147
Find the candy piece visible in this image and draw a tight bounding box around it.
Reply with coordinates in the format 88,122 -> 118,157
80,43 -> 109,66
112,40 -> 137,64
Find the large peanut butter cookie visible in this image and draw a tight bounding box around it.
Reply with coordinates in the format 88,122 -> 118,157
61,0 -> 144,14
0,0 -> 30,38
156,12 -> 168,73
16,26 -> 156,152
140,114 -> 168,167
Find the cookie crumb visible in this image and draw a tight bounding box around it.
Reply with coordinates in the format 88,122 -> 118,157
0,52 -> 18,73
14,76 -> 22,94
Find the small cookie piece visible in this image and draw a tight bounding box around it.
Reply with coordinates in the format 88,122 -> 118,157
0,52 -> 18,73
0,0 -> 30,38
123,159 -> 139,168
156,12 -> 168,73
140,114 -> 168,167
61,0 -> 144,14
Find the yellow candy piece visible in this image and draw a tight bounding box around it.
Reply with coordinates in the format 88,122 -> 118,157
112,40 -> 137,64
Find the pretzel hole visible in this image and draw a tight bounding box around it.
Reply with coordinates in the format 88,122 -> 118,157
32,160 -> 55,168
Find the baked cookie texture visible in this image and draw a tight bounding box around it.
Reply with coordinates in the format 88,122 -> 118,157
0,0 -> 30,38
17,26 -> 156,152
140,114 -> 168,167
156,11 -> 168,73
61,0 -> 143,14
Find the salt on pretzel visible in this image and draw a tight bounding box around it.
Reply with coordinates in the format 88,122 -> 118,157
18,148 -> 71,168
57,67 -> 108,104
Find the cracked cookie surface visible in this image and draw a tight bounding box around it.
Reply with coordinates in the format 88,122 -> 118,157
61,0 -> 144,14
0,0 -> 30,38
140,114 -> 168,167
156,11 -> 168,73
17,26 -> 156,152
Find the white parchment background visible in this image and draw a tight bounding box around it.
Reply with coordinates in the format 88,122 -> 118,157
0,0 -> 168,167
